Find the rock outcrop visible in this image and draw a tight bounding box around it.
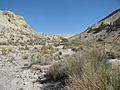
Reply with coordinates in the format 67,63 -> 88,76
0,10 -> 32,31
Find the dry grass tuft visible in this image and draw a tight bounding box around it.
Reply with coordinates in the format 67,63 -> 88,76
48,49 -> 120,90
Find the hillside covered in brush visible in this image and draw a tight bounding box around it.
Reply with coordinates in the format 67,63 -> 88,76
70,9 -> 120,43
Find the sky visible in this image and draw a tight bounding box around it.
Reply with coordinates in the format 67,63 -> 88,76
0,0 -> 120,34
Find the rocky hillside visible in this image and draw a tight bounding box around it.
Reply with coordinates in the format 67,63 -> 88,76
0,10 -> 61,45
0,9 -> 120,90
70,9 -> 120,43
0,10 -> 75,90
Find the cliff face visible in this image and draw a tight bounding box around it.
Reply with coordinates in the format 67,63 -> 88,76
70,9 -> 120,43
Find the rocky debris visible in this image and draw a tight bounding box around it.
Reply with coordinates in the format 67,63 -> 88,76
0,44 -> 75,90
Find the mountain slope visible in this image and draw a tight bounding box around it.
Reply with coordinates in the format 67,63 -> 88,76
70,9 -> 120,43
0,10 -> 32,31
0,10 -> 56,45
0,10 -> 65,90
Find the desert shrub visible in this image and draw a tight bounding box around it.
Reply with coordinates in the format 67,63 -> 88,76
22,53 -> 49,69
47,49 -> 120,90
22,54 -> 29,60
64,64 -> 120,90
1,48 -> 8,55
47,49 -> 105,81
7,57 -> 16,65
61,38 -> 69,42
1,48 -> 12,55
31,53 -> 48,65
64,49 -> 120,90
41,44 -> 55,50
58,51 -> 62,55
19,45 -> 29,51
41,45 -> 58,55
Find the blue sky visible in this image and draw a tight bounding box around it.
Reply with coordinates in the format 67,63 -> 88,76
0,0 -> 120,34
